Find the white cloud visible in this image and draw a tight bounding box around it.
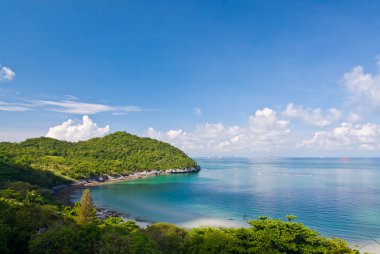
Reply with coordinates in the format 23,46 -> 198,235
65,94 -> 79,100
46,115 -> 110,142
343,61 -> 380,108
0,106 -> 30,111
195,108 -> 202,115
147,103 -> 380,155
147,127 -> 163,140
299,122 -> 380,150
146,107 -> 290,154
166,129 -> 183,139
283,103 -> 341,127
0,101 -> 32,112
248,108 -> 290,146
0,66 -> 16,81
347,112 -> 361,123
37,100 -> 111,114
35,100 -> 142,114
0,99 -> 143,115
250,108 -> 288,130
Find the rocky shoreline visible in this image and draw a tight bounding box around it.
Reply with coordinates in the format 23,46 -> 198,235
95,206 -> 151,228
79,165 -> 201,187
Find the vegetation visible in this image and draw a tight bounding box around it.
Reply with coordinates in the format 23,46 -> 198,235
76,189 -> 96,224
0,133 -> 367,253
0,131 -> 198,179
286,214 -> 298,222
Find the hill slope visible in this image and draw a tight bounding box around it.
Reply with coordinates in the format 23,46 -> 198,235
0,131 -> 198,179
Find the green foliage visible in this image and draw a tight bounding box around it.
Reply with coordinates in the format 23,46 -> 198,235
0,160 -> 70,188
99,231 -> 158,254
29,219 -> 158,254
0,222 -> 10,254
76,189 -> 96,224
142,220 -> 362,254
0,197 -> 64,253
286,214 -> 298,222
97,217 -> 158,254
0,181 -> 57,205
100,216 -> 140,233
246,218 -> 359,254
186,227 -> 245,254
29,223 -> 102,254
0,131 -> 198,179
145,223 -> 188,254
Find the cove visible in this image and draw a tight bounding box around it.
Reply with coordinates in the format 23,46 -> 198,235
72,157 -> 380,249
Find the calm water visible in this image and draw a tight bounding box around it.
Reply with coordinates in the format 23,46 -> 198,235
72,157 -> 380,247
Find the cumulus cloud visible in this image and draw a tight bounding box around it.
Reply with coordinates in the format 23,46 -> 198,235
147,102 -> 380,155
146,108 -> 290,154
46,115 -> 110,142
35,100 -> 142,114
166,129 -> 184,139
343,60 -> 380,108
248,108 -> 290,145
347,112 -> 361,123
0,66 -> 16,81
299,122 -> 380,150
283,103 -> 341,127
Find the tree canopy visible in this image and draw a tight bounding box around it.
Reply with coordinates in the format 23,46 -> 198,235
0,131 -> 198,179
76,189 -> 96,224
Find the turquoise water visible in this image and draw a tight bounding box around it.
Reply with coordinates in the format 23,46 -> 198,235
72,157 -> 380,247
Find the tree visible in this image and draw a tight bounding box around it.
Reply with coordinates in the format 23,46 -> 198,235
76,189 -> 96,224
144,223 -> 188,254
285,214 -> 297,222
0,223 -> 9,254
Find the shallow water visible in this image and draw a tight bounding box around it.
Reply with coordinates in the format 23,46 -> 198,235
72,157 -> 380,249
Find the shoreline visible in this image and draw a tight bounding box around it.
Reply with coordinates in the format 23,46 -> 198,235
82,166 -> 201,187
52,166 -> 201,224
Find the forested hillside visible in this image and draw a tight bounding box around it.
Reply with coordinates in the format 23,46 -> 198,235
0,131 -> 197,179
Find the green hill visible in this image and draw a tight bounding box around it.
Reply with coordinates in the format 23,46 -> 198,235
0,131 -> 198,180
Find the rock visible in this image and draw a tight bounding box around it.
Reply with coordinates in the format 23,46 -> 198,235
164,166 -> 201,174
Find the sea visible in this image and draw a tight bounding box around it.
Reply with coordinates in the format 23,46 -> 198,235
72,157 -> 380,252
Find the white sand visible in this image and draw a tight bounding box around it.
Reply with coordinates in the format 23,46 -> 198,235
355,244 -> 380,254
179,217 -> 246,229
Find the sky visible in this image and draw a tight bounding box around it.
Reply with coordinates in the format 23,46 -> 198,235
1,0 -> 380,157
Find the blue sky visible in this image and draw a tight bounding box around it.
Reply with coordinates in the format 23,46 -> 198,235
1,0 -> 380,156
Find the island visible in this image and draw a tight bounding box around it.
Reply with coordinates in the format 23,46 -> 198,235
0,132 -> 362,253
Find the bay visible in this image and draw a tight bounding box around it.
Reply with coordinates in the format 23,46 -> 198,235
72,157 -> 380,249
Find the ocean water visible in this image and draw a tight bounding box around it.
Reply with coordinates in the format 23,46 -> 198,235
72,157 -> 380,250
